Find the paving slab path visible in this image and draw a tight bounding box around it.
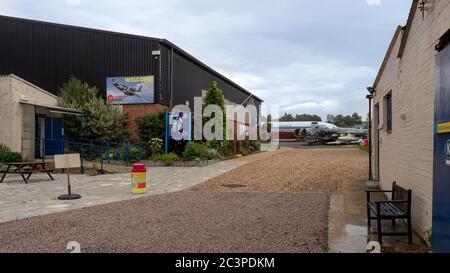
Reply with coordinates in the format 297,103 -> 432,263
0,161 -> 246,223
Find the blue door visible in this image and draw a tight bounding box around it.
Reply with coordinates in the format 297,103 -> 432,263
45,117 -> 64,155
432,43 -> 450,252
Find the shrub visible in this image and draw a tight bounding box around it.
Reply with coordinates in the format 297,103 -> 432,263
240,147 -> 249,156
247,140 -> 261,153
127,146 -> 142,164
152,152 -> 179,166
222,140 -> 234,157
136,112 -> 166,144
120,145 -> 142,164
0,144 -> 22,163
207,149 -> 219,160
182,142 -> 208,160
148,138 -> 163,156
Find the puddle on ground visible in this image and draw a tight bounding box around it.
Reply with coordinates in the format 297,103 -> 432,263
331,224 -> 369,253
345,224 -> 367,236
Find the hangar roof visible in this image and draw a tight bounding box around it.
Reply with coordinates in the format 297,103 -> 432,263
0,15 -> 263,103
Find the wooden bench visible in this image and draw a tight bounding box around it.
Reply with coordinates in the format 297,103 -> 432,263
0,162 -> 54,184
366,181 -> 412,244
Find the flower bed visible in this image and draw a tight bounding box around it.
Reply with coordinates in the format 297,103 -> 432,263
143,159 -> 220,167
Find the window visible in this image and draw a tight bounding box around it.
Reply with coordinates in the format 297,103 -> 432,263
384,93 -> 392,132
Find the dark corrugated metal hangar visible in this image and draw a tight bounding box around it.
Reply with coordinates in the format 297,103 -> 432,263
0,15 -> 262,138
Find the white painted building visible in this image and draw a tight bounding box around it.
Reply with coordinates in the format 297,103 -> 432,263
0,74 -> 82,160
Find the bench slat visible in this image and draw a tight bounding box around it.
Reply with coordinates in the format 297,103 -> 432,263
368,202 -> 407,217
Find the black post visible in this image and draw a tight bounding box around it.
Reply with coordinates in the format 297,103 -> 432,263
366,87 -> 375,181
80,115 -> 84,174
368,95 -> 372,181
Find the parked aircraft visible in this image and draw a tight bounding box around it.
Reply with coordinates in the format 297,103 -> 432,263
112,78 -> 144,97
270,121 -> 367,144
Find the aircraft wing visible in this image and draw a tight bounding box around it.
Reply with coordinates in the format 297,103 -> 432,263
336,128 -> 368,135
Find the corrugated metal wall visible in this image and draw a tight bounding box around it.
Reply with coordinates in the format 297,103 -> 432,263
0,15 -> 261,108
0,16 -> 163,103
171,49 -> 254,108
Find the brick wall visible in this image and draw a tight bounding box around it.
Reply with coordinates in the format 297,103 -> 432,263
122,104 -> 168,141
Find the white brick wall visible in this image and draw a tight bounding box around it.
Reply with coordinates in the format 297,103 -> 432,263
0,75 -> 59,160
372,0 -> 450,240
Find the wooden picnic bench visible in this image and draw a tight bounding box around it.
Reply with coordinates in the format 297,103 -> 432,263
366,181 -> 413,244
0,162 -> 54,184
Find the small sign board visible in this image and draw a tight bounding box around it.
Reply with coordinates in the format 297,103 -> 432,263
168,112 -> 192,141
55,154 -> 81,169
438,122 -> 450,134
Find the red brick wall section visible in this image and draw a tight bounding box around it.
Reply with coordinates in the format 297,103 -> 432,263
122,104 -> 168,141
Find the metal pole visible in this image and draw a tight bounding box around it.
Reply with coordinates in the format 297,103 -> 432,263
125,143 -> 129,166
100,143 -> 104,174
80,116 -> 84,174
107,142 -> 111,164
367,94 -> 373,181
165,112 -> 169,154
170,47 -> 174,108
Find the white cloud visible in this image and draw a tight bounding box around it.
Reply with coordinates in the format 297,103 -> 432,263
367,0 -> 382,6
0,0 -> 18,14
3,0 -> 412,119
66,0 -> 81,6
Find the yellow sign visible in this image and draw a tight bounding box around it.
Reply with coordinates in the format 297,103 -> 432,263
438,122 -> 450,134
124,76 -> 152,83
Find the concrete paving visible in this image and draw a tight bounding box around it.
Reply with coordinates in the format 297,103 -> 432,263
0,161 -> 247,223
328,179 -> 429,253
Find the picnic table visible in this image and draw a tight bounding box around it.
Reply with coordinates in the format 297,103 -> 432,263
0,162 -> 54,184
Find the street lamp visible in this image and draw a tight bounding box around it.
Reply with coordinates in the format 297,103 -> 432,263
366,87 -> 376,181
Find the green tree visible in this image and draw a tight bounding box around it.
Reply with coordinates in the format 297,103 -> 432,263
328,113 -> 363,127
203,81 -> 227,149
58,76 -> 128,141
280,113 -> 295,121
333,114 -> 346,127
295,114 -> 322,122
326,114 -> 336,124
352,112 -> 362,125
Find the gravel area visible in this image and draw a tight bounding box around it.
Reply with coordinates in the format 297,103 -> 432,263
0,190 -> 328,253
194,148 -> 368,193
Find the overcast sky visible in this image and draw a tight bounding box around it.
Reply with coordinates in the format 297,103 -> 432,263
1,0 -> 411,120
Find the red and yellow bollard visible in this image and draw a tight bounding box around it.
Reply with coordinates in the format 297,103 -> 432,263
131,163 -> 147,194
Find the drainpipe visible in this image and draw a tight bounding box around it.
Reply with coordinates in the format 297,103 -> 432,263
366,87 -> 376,181
170,47 -> 174,108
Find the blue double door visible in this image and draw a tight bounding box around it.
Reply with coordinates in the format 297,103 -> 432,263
432,42 -> 450,252
35,116 -> 65,157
